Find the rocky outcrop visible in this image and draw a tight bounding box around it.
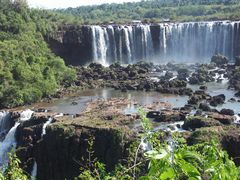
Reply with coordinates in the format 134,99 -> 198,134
45,25 -> 92,65
16,115 -> 50,173
15,99 -> 136,180
187,126 -> 240,166
152,110 -> 186,122
211,54 -> 228,66
35,122 -> 133,180
182,116 -> 222,130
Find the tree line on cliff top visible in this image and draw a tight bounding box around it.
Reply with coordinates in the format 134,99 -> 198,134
55,0 -> 240,24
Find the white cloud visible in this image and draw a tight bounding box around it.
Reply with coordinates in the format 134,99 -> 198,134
27,0 -> 140,9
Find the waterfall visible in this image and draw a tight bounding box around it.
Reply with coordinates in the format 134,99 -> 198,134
0,109 -> 33,167
91,26 -> 108,66
41,117 -> 53,137
89,21 -> 240,65
31,161 -> 37,180
0,111 -> 11,138
32,113 -> 63,179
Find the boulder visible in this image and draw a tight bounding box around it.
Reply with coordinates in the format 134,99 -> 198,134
209,94 -> 225,106
211,54 -> 228,66
235,56 -> 240,66
199,103 -> 211,112
220,109 -> 235,116
199,85 -> 207,90
154,110 -> 186,122
208,112 -> 234,124
146,111 -> 161,119
182,116 -> 222,130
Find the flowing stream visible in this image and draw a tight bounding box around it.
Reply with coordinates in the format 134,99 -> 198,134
0,109 -> 34,167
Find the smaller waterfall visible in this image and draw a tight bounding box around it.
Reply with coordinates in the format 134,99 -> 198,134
41,117 -> 53,137
31,161 -> 37,180
0,109 -> 34,167
0,122 -> 20,166
234,114 -> 240,124
0,111 -> 11,139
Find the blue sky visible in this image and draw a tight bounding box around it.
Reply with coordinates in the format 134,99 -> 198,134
27,0 -> 140,9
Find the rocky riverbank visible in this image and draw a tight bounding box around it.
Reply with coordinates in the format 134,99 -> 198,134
1,55 -> 240,179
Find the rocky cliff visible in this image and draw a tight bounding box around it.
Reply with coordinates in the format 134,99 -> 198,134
15,100 -> 136,180
46,25 -> 92,65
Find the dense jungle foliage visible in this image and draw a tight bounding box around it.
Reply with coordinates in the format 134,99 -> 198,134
0,0 -> 76,108
56,0 -> 240,24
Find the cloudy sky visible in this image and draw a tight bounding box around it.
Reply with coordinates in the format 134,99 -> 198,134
27,0 -> 140,9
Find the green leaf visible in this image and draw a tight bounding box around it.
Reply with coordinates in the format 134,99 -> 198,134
160,168 -> 175,180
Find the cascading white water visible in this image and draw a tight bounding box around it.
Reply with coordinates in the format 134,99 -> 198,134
123,27 -> 132,63
0,109 -> 34,167
0,111 -> 11,138
31,161 -> 37,180
90,21 -> 240,65
41,117 -> 53,137
91,26 -> 109,66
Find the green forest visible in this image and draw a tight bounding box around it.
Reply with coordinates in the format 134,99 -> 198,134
0,0 -> 76,108
56,0 -> 240,24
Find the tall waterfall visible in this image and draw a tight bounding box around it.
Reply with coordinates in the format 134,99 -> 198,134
0,112 -> 11,137
0,109 -> 34,167
89,21 -> 240,65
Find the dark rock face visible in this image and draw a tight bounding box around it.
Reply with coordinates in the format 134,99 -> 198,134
16,116 -> 50,174
45,25 -> 92,65
15,100 -> 136,180
221,131 -> 240,166
211,54 -> 228,66
36,125 -> 132,180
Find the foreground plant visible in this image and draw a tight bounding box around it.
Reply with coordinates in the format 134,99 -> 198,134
77,108 -> 240,180
0,153 -> 28,180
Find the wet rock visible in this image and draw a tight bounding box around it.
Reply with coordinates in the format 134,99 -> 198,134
182,116 -> 222,131
71,101 -> 78,105
177,67 -> 190,81
228,98 -> 236,102
146,111 -> 161,119
235,91 -> 240,97
199,85 -> 207,90
164,71 -> 174,80
220,109 -> 235,116
188,95 -> 201,105
154,110 -> 186,122
209,94 -> 225,106
211,54 -> 228,66
208,112 -> 234,124
199,103 -> 211,111
235,56 -> 240,66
